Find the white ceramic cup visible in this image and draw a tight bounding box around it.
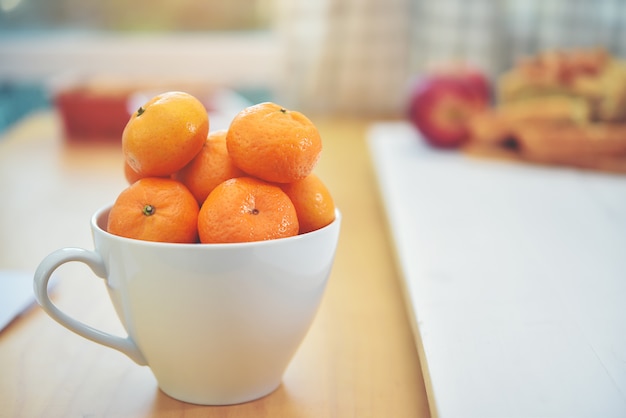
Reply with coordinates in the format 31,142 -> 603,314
33,204 -> 341,405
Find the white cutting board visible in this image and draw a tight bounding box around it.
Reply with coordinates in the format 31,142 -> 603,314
367,122 -> 626,418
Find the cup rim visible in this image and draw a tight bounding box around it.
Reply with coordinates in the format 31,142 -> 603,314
92,204 -> 341,249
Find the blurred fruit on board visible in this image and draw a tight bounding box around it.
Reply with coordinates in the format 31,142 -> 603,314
407,62 -> 490,148
464,47 -> 626,174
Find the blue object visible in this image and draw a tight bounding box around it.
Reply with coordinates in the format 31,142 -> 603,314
0,82 -> 51,134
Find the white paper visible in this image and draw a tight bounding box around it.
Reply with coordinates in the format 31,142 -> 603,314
0,270 -> 37,331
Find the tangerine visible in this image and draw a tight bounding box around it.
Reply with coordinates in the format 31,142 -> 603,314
226,102 -> 322,183
280,173 -> 336,234
173,129 -> 245,205
197,177 -> 299,243
122,91 -> 208,177
107,177 -> 199,243
123,160 -> 143,184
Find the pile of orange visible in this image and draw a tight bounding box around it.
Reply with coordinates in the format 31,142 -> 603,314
107,91 -> 335,244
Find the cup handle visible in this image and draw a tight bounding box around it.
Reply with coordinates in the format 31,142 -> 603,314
33,247 -> 147,366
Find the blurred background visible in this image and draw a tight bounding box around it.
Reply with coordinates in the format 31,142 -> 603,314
0,0 -> 625,133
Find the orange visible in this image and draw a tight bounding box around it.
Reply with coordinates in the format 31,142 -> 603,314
226,102 -> 322,183
197,177 -> 299,243
107,177 -> 199,243
280,173 -> 336,234
173,129 -> 245,205
124,160 -> 171,184
122,91 -> 209,177
124,160 -> 143,184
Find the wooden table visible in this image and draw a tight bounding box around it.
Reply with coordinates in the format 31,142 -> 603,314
0,111 -> 431,417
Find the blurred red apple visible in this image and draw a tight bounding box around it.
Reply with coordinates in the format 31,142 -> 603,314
408,65 -> 491,148
462,70 -> 491,105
